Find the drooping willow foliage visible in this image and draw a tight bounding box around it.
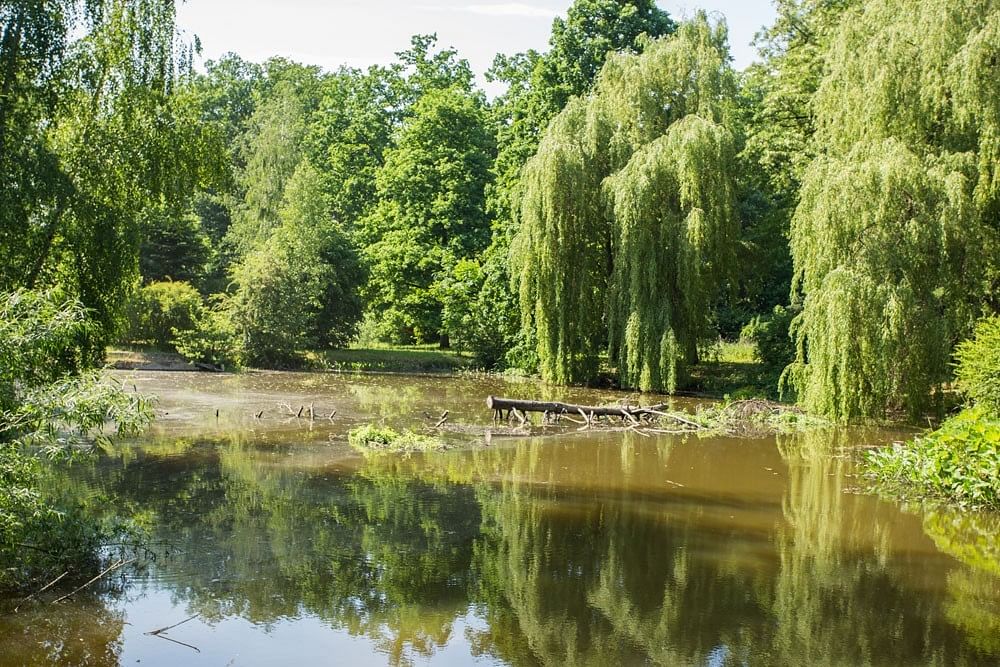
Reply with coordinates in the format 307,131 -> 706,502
787,0 -> 1000,420
511,14 -> 738,389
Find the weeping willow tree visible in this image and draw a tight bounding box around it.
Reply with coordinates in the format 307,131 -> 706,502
787,0 -> 1000,420
511,14 -> 739,389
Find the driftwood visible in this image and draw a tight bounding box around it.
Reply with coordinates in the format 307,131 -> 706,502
486,396 -> 668,420
486,395 -> 717,433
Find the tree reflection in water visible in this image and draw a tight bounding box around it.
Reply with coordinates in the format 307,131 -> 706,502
4,428 -> 998,666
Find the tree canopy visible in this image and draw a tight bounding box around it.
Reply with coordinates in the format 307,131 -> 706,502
786,0 -> 1000,419
512,14 -> 739,389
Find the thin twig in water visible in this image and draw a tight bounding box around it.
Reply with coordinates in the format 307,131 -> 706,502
51,558 -> 135,604
14,571 -> 68,611
146,614 -> 198,636
149,633 -> 201,653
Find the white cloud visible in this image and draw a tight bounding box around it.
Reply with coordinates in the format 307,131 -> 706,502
417,3 -> 560,19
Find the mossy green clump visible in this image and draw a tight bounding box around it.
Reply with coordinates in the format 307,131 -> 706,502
347,425 -> 446,454
864,407 -> 1000,508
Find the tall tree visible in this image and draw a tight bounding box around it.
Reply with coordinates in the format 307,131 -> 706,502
230,160 -> 363,365
306,65 -> 405,228
0,0 -> 223,352
360,86 -> 495,344
480,1 -> 676,368
224,59 -> 323,259
786,0 -> 1000,420
512,14 -> 739,389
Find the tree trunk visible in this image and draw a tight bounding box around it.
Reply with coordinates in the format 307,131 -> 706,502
486,395 -> 667,419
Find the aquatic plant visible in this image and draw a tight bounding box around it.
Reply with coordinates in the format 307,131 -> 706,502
864,407 -> 1000,508
348,425 -> 446,454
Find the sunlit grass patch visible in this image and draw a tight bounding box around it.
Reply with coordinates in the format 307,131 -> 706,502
309,345 -> 475,373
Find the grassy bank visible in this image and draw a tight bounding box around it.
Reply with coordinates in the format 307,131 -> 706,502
108,344 -> 475,374
308,344 -> 475,374
683,340 -> 778,399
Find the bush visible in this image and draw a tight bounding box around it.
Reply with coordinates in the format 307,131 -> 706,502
864,407 -> 1000,508
172,296 -> 239,369
1,290 -> 152,589
125,280 -> 203,350
954,315 -> 1000,416
741,305 -> 796,384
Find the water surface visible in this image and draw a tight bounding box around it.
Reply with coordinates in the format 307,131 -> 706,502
2,370 -> 998,666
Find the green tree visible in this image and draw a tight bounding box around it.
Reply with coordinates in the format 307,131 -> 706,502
512,15 -> 739,389
138,207 -> 213,286
786,0 -> 1000,420
307,66 -> 402,227
0,0 -> 223,352
230,161 -> 363,366
482,1 -> 676,369
360,87 -> 494,345
719,0 -> 855,336
225,61 -> 323,259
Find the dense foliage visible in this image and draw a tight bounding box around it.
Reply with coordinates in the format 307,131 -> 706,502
0,291 -> 151,588
512,15 -> 739,389
124,280 -> 203,350
954,316 -> 1000,416
865,408 -> 1000,508
785,0 -> 1000,420
865,313 -> 1000,506
0,0 -> 224,353
3,0 -> 999,417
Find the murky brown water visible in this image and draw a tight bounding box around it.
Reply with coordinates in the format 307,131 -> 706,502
2,370 -> 999,666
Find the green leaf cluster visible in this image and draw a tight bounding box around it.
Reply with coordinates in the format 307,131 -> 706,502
865,407 -> 1000,508
1,290 -> 152,588
123,280 -> 203,350
954,316 -> 1000,416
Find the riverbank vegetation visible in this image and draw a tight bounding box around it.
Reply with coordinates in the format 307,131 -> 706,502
1,0 -> 999,581
865,317 -> 1000,508
0,291 -> 151,590
6,0 -> 996,423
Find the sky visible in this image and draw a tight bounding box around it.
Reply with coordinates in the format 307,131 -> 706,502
175,1 -> 777,95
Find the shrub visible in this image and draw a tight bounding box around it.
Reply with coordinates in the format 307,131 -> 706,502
1,290 -> 152,589
954,315 -> 1000,416
125,281 -> 203,350
864,407 -> 1000,508
172,295 -> 239,369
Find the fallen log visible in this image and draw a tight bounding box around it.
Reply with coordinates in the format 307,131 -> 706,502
486,395 -> 667,419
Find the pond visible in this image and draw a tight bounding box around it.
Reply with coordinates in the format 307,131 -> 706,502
2,370 -> 999,666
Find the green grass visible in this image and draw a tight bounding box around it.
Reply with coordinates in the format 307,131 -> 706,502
308,344 -> 475,374
682,340 -> 778,400
348,425 -> 447,453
